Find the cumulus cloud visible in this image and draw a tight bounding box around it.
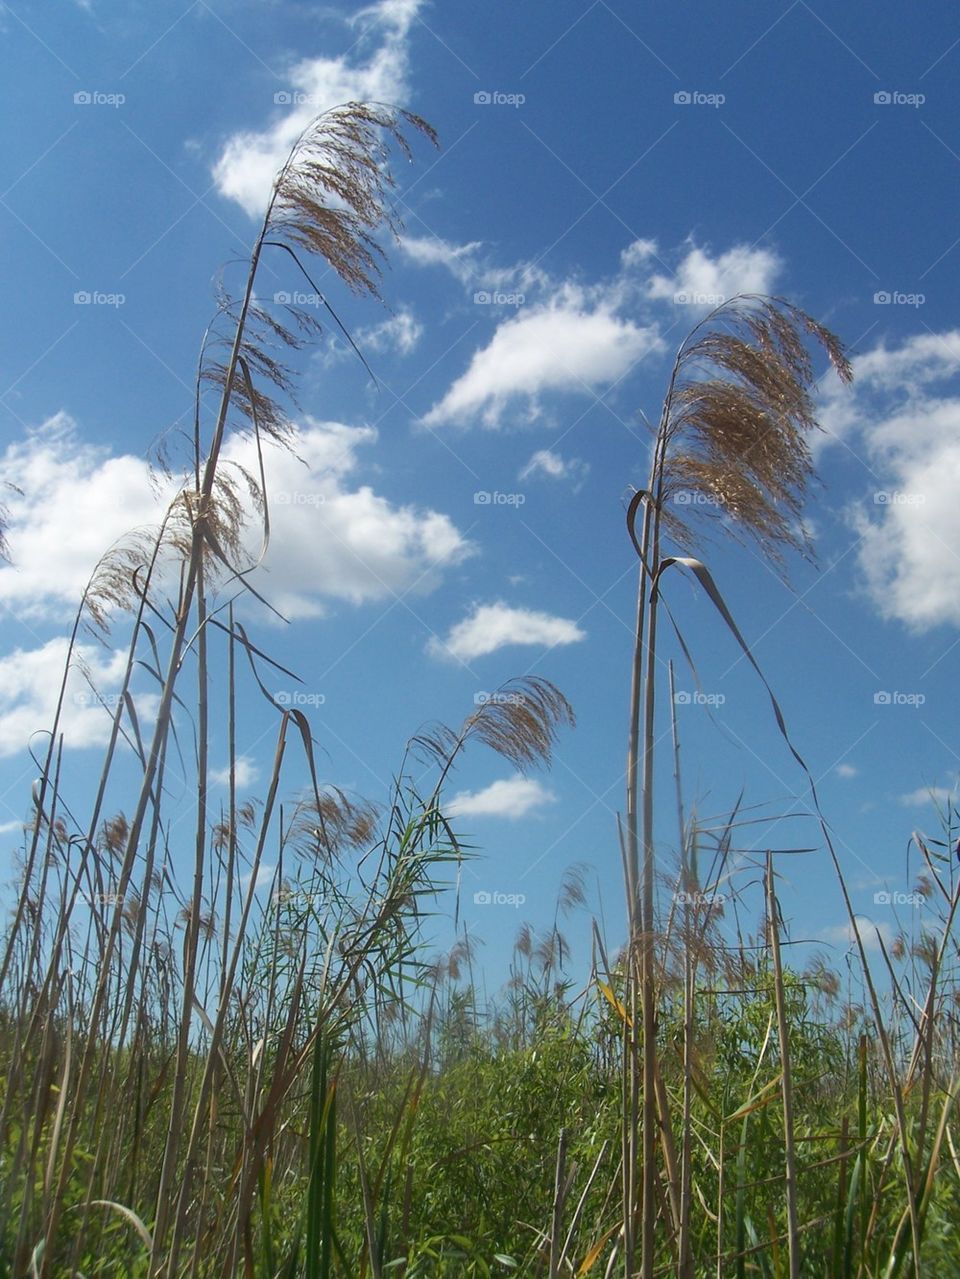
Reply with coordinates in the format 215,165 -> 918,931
0,637 -> 158,759
835,763 -> 859,779
0,413 -> 468,624
423,283 -> 661,428
418,240 -> 781,430
232,420 -> 469,619
212,0 -> 422,216
0,413 -> 171,619
429,601 -> 585,662
647,242 -> 782,308
819,331 -> 960,631
519,449 -> 589,489
447,774 -> 556,820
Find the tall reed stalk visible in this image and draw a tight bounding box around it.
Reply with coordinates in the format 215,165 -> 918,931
621,294 -> 852,1277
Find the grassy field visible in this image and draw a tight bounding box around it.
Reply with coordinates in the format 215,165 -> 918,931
1,103 -> 959,1278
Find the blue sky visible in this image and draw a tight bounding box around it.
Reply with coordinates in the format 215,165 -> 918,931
2,0 -> 960,995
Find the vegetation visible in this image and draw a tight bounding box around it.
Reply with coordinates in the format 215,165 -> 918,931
1,102 -> 959,1278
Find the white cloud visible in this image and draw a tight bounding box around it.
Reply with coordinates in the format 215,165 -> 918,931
429,601 -> 585,662
519,449 -> 589,489
319,308 -> 423,367
212,0 -> 422,216
447,774 -> 556,820
820,916 -> 893,954
899,785 -> 955,807
0,638 -> 158,759
423,283 -> 661,428
620,238 -> 659,269
0,414 -> 469,624
420,241 -> 783,430
820,333 -> 960,631
399,236 -> 550,296
0,819 -> 24,835
647,243 -> 782,309
0,413 -> 172,619
233,420 -> 469,619
211,756 -> 260,790
240,863 -> 276,894
835,763 -> 859,779
361,307 -> 423,355
399,235 -> 486,284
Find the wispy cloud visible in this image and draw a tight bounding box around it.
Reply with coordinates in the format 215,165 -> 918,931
899,784 -> 955,807
213,0 -> 423,216
211,756 -> 260,790
519,449 -> 589,490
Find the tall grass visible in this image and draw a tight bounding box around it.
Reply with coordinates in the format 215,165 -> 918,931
1,106 -> 959,1279
0,103 -> 576,1277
